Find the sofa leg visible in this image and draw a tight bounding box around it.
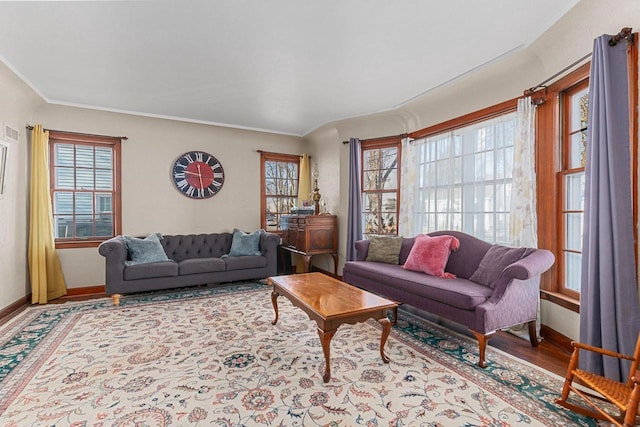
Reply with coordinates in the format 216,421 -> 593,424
111,294 -> 121,306
469,329 -> 495,368
528,320 -> 539,347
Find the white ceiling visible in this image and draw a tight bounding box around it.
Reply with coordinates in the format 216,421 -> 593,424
0,1 -> 580,136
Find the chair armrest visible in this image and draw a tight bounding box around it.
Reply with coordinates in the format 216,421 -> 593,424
572,341 -> 636,361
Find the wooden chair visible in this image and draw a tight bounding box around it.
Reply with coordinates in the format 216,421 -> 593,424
555,333 -> 640,426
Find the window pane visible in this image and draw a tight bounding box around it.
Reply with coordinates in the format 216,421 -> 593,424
54,192 -> 74,214
75,215 -> 94,237
363,150 -> 380,170
363,193 -> 380,213
75,193 -> 93,215
565,172 -> 585,210
75,146 -> 94,168
76,168 -> 94,190
570,87 -> 589,132
96,214 -> 113,237
55,144 -> 74,167
95,169 -> 113,190
565,252 -> 582,292
95,147 -> 113,169
55,167 -> 74,189
565,212 -> 583,251
381,193 -> 396,212
569,131 -> 587,169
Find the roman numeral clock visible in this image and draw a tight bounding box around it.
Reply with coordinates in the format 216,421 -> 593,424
172,151 -> 225,199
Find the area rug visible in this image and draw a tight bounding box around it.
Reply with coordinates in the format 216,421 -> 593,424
0,281 -> 595,426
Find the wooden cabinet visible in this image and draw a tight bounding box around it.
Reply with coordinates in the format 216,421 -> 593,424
281,214 -> 338,274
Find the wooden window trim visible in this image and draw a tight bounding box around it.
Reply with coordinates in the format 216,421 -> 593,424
49,131 -> 122,249
259,152 -> 301,234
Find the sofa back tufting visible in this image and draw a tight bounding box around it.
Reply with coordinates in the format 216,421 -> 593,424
161,233 -> 233,262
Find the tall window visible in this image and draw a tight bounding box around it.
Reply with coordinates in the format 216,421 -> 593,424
361,139 -> 400,238
49,131 -> 122,248
260,152 -> 300,233
411,110 -> 516,244
560,80 -> 589,297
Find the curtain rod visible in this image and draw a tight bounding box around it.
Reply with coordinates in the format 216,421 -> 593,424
255,149 -> 310,158
26,125 -> 128,140
525,27 -> 633,95
342,133 -> 409,144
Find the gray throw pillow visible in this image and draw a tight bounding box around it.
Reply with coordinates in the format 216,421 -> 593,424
469,245 -> 530,288
227,229 -> 265,257
123,233 -> 169,266
366,236 -> 403,264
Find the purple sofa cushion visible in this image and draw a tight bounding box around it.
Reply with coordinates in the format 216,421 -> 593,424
470,245 -> 534,288
345,261 -> 493,310
179,257 -> 226,275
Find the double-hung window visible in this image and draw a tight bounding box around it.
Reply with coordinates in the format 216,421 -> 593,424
260,152 -> 300,233
49,131 -> 122,248
361,139 -> 401,238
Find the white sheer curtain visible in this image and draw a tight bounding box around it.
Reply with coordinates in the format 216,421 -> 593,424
401,113 -> 516,242
508,96 -> 539,340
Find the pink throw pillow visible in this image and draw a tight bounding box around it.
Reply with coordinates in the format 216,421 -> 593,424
402,234 -> 460,278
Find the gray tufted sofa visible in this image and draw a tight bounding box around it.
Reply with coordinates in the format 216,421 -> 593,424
98,232 -> 280,305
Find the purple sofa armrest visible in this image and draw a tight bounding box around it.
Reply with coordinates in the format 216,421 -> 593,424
489,249 -> 555,302
354,240 -> 370,261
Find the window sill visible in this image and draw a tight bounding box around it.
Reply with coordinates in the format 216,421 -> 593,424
540,290 -> 580,313
55,239 -> 106,249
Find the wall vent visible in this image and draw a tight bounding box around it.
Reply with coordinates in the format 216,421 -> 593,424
3,123 -> 18,143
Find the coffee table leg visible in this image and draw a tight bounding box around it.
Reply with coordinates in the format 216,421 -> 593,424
317,327 -> 336,383
271,290 -> 279,325
378,317 -> 391,363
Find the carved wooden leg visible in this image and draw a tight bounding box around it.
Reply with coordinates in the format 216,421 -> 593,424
331,253 -> 338,276
111,294 -> 121,306
271,290 -> 280,325
391,306 -> 398,326
528,320 -> 539,346
378,317 -> 391,363
318,327 -> 336,383
470,329 -> 495,368
303,255 -> 312,273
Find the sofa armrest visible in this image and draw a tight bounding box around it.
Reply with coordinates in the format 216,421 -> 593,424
354,240 -> 370,261
260,232 -> 280,276
98,236 -> 128,294
489,249 -> 555,302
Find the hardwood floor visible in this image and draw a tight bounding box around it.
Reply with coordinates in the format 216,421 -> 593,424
1,291 -> 572,378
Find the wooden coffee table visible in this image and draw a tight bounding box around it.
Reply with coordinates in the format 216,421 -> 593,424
267,272 -> 398,383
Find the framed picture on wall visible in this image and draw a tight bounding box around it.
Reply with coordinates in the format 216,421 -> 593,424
0,138 -> 9,199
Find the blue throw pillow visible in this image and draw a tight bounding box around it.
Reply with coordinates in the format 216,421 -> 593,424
123,233 -> 170,266
227,229 -> 265,257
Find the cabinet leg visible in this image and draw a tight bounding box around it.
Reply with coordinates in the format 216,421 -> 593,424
331,253 -> 338,276
303,255 -> 312,273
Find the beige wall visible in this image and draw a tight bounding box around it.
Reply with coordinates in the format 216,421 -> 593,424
32,105 -> 303,289
0,62 -> 44,310
305,0 -> 639,340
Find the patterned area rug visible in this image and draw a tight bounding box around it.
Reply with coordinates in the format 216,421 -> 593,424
0,281 -> 595,426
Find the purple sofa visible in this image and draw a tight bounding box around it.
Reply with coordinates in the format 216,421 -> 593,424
342,230 -> 555,367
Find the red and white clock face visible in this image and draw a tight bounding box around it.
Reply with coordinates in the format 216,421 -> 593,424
172,151 -> 225,199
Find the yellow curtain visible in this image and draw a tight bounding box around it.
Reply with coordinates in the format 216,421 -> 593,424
28,124 -> 67,303
298,154 -> 311,207
294,154 -> 311,272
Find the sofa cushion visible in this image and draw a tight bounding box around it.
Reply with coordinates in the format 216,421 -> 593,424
123,233 -> 169,266
179,257 -> 226,275
366,236 -> 403,264
123,260 -> 178,280
224,255 -> 267,271
402,234 -> 459,278
227,229 -> 265,256
470,245 -> 533,288
346,261 -> 492,310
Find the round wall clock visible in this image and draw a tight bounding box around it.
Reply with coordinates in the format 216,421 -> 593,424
171,151 -> 225,199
